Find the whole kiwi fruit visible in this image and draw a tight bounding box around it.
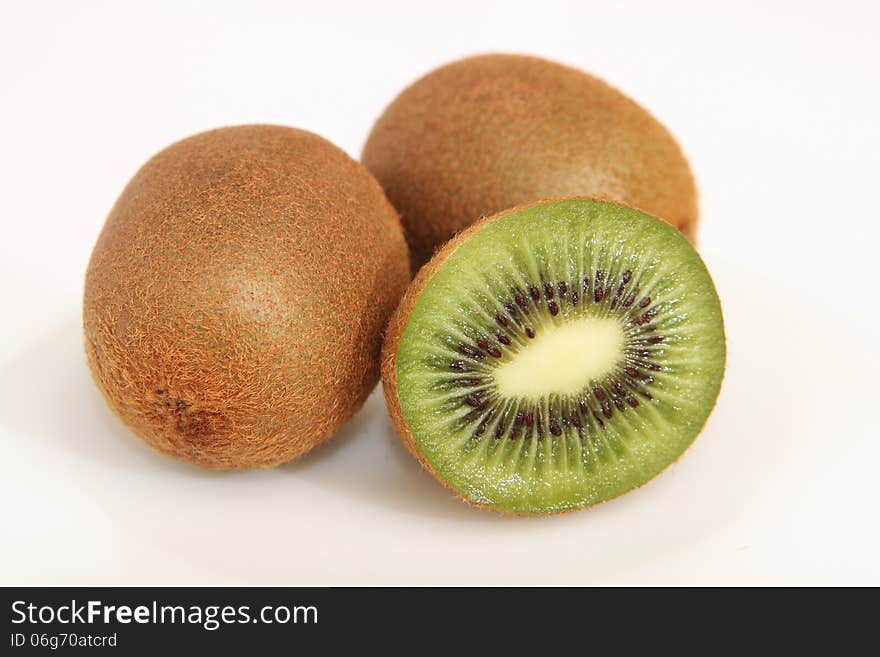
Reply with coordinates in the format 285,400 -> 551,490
363,54 -> 698,269
84,125 -> 410,469
382,198 -> 724,515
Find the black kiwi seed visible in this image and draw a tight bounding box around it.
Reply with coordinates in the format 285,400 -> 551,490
458,343 -> 483,359
476,338 -> 503,358
637,308 -> 659,325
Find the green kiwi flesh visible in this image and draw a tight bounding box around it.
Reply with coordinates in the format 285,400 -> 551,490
389,199 -> 725,514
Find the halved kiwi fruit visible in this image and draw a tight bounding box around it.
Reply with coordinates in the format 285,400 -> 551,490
382,198 -> 725,515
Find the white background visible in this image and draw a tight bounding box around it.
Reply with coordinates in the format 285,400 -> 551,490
1,0 -> 878,585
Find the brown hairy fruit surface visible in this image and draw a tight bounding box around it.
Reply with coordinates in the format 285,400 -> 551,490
363,53 -> 698,268
84,125 -> 410,469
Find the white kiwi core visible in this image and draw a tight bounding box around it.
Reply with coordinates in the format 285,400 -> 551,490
493,317 -> 624,399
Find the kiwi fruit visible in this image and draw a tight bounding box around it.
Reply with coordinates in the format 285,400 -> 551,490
84,125 -> 410,469
363,53 -> 698,269
382,198 -> 724,515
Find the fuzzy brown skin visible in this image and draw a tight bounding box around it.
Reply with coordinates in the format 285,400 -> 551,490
381,197 -> 719,516
363,53 -> 698,269
84,125 -> 410,469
